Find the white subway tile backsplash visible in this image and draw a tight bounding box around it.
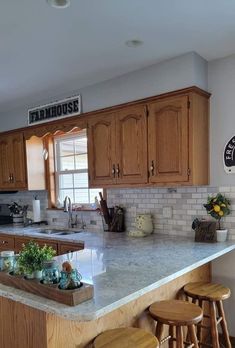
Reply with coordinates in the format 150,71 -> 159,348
2,185 -> 235,240
107,186 -> 235,240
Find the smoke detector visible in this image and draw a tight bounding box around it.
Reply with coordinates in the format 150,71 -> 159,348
47,0 -> 71,9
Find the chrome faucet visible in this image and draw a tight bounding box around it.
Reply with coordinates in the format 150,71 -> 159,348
63,196 -> 73,228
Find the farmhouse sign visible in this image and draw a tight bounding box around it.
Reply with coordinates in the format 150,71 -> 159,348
28,95 -> 81,125
224,135 -> 235,173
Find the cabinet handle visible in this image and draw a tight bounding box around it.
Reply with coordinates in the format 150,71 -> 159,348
116,164 -> 120,178
2,240 -> 8,245
150,160 -> 155,176
11,174 -> 15,183
8,174 -> 11,183
112,164 -> 116,178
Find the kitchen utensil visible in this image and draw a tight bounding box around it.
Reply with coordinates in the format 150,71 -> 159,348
99,192 -> 111,226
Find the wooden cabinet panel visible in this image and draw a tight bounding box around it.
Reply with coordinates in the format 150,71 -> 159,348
14,237 -> 31,253
116,105 -> 148,184
148,96 -> 189,183
58,242 -> 84,255
0,136 -> 14,188
0,133 -> 27,190
0,235 -> 15,251
88,113 -> 116,186
88,106 -> 148,187
11,133 -> 27,189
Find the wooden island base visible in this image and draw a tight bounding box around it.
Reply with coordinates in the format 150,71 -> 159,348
0,263 -> 211,348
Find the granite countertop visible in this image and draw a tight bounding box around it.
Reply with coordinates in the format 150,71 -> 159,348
0,227 -> 235,322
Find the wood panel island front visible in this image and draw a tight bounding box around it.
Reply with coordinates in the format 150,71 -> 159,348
0,230 -> 234,348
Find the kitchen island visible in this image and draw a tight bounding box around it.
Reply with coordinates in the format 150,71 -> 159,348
0,230 -> 235,348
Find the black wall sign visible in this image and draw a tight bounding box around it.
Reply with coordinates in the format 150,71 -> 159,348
28,95 -> 81,125
224,135 -> 235,173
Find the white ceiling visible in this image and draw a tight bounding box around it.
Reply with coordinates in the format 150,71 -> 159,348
1,0 -> 235,111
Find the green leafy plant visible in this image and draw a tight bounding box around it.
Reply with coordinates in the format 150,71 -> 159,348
18,241 -> 56,275
203,193 -> 230,229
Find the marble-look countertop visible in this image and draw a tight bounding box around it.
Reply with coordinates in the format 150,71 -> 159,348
0,226 -> 235,322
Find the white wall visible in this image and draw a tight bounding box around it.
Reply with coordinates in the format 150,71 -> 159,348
212,252 -> 235,335
0,52 -> 207,132
209,55 -> 235,186
208,55 -> 235,336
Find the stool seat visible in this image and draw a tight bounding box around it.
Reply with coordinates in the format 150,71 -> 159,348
93,328 -> 159,348
149,300 -> 202,348
184,282 -> 231,301
149,300 -> 203,326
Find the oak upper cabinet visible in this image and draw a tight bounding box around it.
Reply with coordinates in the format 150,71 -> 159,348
88,112 -> 116,186
0,132 -> 46,191
148,89 -> 209,186
148,95 -> 189,184
0,133 -> 27,189
115,105 -> 147,184
88,105 -> 148,187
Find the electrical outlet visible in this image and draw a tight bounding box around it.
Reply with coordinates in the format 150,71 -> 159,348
52,218 -> 57,222
90,220 -> 97,225
163,207 -> 173,218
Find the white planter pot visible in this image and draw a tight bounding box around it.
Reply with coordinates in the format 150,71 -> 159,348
34,270 -> 43,279
12,214 -> 23,225
216,229 -> 228,242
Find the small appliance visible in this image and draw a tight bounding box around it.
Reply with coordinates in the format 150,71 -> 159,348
0,204 -> 13,225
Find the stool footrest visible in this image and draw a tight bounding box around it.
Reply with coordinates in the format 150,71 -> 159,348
160,335 -> 171,344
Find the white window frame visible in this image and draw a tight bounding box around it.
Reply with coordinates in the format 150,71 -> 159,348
54,130 -> 100,208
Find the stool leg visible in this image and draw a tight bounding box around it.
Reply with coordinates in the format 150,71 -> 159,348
176,326 -> 184,348
169,326 -> 174,348
188,325 -> 199,348
210,301 -> 220,348
155,322 -> 164,343
197,299 -> 203,343
217,300 -> 231,348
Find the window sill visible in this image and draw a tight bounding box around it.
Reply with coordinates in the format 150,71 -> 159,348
47,207 -> 100,213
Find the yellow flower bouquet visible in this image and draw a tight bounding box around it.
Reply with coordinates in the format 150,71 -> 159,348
203,193 -> 230,230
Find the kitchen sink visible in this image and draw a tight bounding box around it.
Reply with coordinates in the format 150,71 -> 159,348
37,229 -> 83,235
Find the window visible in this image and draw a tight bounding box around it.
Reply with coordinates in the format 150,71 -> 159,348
54,130 -> 101,206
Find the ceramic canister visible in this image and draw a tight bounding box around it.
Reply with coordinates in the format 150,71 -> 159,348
135,214 -> 153,235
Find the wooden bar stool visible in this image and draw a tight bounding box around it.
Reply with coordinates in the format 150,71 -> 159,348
184,282 -> 231,348
149,300 -> 203,348
93,327 -> 159,348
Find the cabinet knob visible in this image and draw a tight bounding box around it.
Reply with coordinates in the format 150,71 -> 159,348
112,164 -> 116,178
150,160 -> 155,176
116,164 -> 120,178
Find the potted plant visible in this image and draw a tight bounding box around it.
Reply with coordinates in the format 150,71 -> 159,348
203,193 -> 231,242
8,202 -> 28,225
18,241 -> 56,279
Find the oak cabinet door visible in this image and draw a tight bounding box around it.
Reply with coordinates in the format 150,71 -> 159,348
0,133 -> 27,189
88,113 -> 116,186
0,136 -> 14,188
116,105 -> 148,184
11,133 -> 27,189
148,96 -> 189,183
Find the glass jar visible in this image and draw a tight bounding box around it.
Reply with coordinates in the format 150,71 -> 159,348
0,251 -> 15,272
59,269 -> 82,290
41,260 -> 60,285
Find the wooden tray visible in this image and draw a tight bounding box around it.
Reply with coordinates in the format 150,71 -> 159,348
0,271 -> 93,306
